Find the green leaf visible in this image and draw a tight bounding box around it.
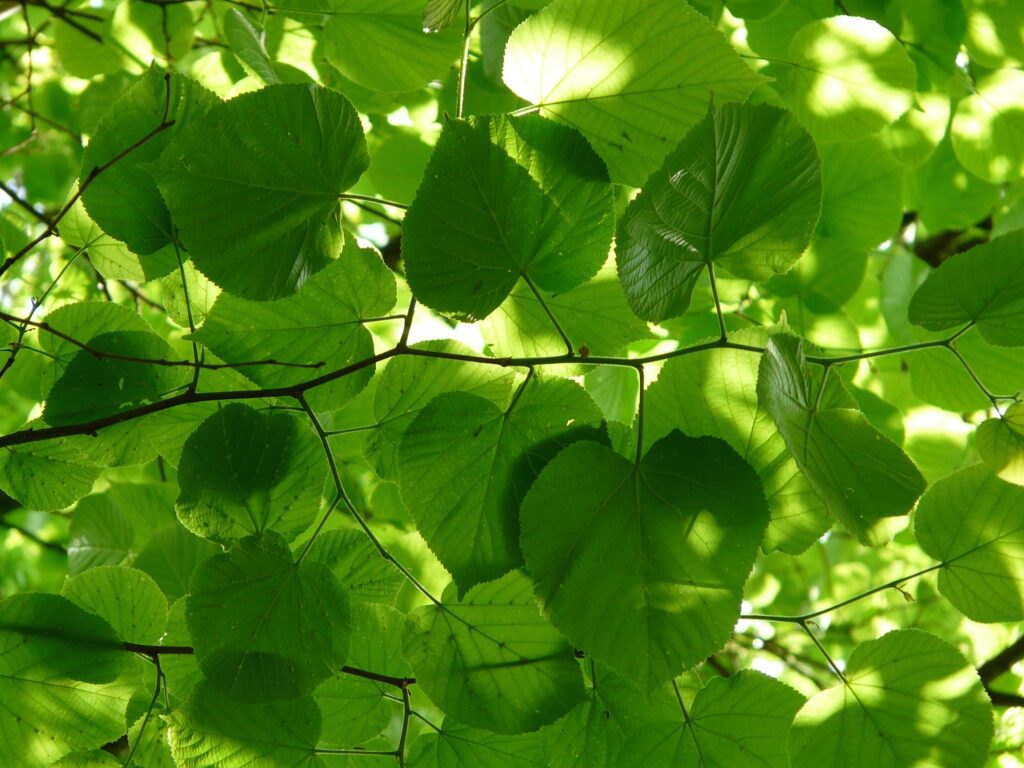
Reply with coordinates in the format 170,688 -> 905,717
520,432 -> 769,691
423,0 -> 464,33
502,0 -> 763,185
403,114 -> 614,320
0,594 -> 136,767
906,135 -> 1000,231
192,243 -> 395,412
305,528 -> 404,605
43,330 -> 188,426
399,376 -> 603,590
772,16 -> 917,142
616,671 -> 804,768
908,231 -> 1024,346
153,84 -> 367,300
81,68 -> 217,255
133,524 -> 220,602
186,531 -> 351,700
816,137 -> 903,250
0,434 -> 101,512
480,267 -> 652,358
63,566 -> 168,644
757,334 -> 926,545
977,402 -> 1024,486
364,339 -> 516,480
223,10 -> 280,85
176,404 -> 326,543
789,630 -> 993,767
645,329 -> 831,554
167,682 -> 324,767
408,721 -> 545,767
324,0 -> 463,92
38,300 -> 154,396
67,497 -> 135,574
403,570 -> 583,734
315,603 -> 409,748
952,68 -> 1024,183
616,102 -> 821,321
540,687 -> 623,768
51,752 -> 122,768
914,463 -> 1024,622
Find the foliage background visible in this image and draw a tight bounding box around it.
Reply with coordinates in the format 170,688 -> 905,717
1,0 -> 1024,765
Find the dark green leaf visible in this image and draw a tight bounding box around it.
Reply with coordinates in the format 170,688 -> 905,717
403,114 -> 614,320
186,531 -> 351,700
153,84 -> 367,299
176,404 -> 327,543
81,68 -> 217,255
617,103 -> 821,321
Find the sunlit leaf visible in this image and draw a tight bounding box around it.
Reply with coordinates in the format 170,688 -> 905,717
789,630 -> 993,767
757,334 -> 926,545
503,0 -> 763,184
915,463 -> 1024,622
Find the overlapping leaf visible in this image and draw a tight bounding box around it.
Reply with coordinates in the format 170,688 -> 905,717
364,340 -> 516,480
192,242 -> 395,412
63,566 -> 168,644
167,682 -> 324,767
772,16 -> 917,142
520,432 -> 769,691
81,68 -> 217,255
186,531 -> 351,700
403,114 -> 614,320
644,329 -> 831,554
403,570 -> 583,734
757,334 -> 926,545
153,84 -> 367,299
0,594 -> 137,767
789,630 -> 993,767
502,0 -> 763,184
908,231 -> 1024,346
915,463 -> 1024,622
175,404 -> 327,543
399,376 -> 603,590
43,330 -> 188,426
977,402 -> 1024,485
616,671 -> 804,767
324,0 -> 463,92
617,103 -> 821,321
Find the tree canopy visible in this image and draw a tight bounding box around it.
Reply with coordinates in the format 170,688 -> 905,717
1,0 -> 1024,765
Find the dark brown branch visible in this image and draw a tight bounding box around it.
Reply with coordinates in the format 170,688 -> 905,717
979,635 -> 1024,684
0,515 -> 66,553
0,311 -> 325,371
1,73 -> 176,278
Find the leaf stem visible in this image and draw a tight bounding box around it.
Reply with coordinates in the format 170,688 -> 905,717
521,272 -> 574,355
295,394 -> 442,606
